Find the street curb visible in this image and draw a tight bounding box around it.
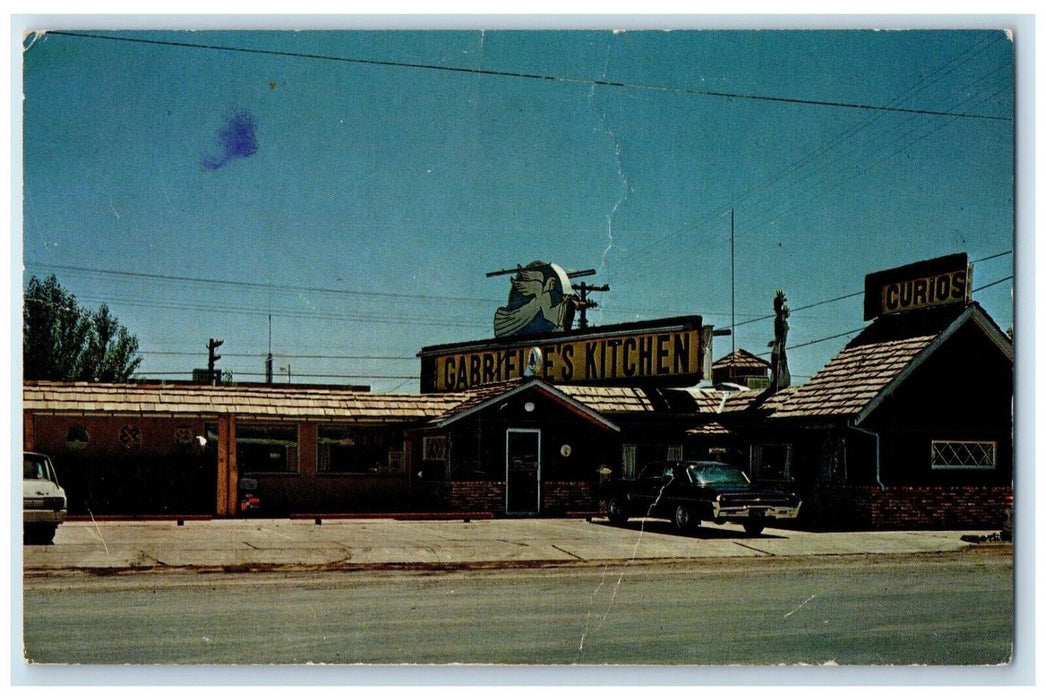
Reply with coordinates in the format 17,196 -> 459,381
23,543 -> 1010,578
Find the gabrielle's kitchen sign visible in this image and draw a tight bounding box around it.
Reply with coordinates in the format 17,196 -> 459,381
419,316 -> 711,393
863,253 -> 972,321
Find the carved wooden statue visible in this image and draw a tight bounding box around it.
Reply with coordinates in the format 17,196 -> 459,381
768,290 -> 791,391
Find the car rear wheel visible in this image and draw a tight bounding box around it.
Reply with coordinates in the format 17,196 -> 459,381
606,498 -> 629,526
743,520 -> 766,536
673,505 -> 697,533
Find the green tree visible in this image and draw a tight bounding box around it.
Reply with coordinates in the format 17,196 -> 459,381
23,275 -> 142,381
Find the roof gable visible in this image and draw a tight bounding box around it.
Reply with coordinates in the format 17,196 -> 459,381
713,348 -> 771,370
772,304 -> 1012,422
432,378 -> 621,432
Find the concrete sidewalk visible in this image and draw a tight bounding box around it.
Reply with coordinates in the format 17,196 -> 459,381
20,516 -> 1007,575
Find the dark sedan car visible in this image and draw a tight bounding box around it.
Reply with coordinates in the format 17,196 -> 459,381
603,460 -> 801,535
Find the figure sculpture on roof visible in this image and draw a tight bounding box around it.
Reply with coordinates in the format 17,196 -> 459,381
768,290 -> 791,391
493,262 -> 578,337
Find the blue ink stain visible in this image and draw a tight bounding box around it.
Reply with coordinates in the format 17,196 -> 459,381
202,109 -> 258,170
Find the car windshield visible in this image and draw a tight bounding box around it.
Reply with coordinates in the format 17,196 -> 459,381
23,455 -> 50,481
686,463 -> 750,487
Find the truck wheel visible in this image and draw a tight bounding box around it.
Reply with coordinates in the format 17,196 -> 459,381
673,505 -> 697,533
743,520 -> 766,536
606,498 -> 629,526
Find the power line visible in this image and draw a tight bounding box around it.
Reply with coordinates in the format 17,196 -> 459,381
61,290 -> 487,330
973,275 -> 1013,292
135,371 -> 419,380
46,30 -> 1011,122
26,254 -> 1012,341
618,36 -> 1012,265
733,254 -> 1012,330
750,271 -> 1014,358
139,350 -> 416,360
25,261 -> 500,306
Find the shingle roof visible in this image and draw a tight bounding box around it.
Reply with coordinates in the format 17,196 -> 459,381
770,304 -> 1002,421
558,384 -> 658,414
22,381 -> 470,423
668,386 -> 767,414
713,348 -> 770,370
21,379 -> 668,425
770,334 -> 937,419
685,420 -> 733,436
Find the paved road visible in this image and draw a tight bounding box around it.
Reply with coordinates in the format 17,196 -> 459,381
22,548 -> 1012,667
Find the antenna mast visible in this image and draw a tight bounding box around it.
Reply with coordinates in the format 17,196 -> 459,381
265,314 -> 274,384
731,209 -> 736,356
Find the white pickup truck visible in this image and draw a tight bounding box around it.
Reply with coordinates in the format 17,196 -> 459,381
23,451 -> 67,544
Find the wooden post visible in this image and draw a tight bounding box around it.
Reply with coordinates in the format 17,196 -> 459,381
216,414 -> 237,516
23,411 -> 35,451
226,414 -> 238,517
216,416 -> 228,516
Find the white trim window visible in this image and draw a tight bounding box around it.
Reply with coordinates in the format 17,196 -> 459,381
930,440 -> 997,470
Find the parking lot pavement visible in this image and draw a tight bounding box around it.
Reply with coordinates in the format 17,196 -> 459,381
20,517 -> 1004,574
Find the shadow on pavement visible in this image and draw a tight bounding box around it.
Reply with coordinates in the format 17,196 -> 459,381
590,519 -> 789,540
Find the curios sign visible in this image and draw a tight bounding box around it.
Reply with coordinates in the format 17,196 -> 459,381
863,253 -> 972,321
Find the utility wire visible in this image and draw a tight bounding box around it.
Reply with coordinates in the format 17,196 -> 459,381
973,275 -> 1013,292
25,261 -> 500,306
135,371 -> 419,380
750,271 -> 1014,358
733,253 -> 1012,330
139,350 -> 416,360
46,30 -> 1011,122
614,33 -> 1012,265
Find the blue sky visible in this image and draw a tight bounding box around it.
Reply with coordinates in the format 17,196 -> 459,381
19,27 -> 1015,391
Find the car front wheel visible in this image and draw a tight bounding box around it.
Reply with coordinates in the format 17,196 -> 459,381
743,520 -> 766,536
673,505 -> 697,533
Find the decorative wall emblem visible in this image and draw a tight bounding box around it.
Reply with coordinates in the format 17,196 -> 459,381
174,426 -> 194,447
65,424 -> 89,450
119,424 -> 143,450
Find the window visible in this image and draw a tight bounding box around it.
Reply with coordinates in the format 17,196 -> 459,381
818,436 -> 846,483
318,426 -> 391,474
752,443 -> 792,481
622,444 -> 637,479
931,440 -> 997,470
423,436 -> 449,462
237,424 -> 299,474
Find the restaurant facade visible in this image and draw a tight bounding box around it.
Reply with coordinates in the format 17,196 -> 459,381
21,254 -> 1013,529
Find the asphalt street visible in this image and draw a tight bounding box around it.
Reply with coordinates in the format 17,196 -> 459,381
18,517 -> 1015,675
22,549 -> 1013,668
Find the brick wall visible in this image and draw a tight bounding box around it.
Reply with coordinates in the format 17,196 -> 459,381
800,484 -> 1012,530
542,482 -> 598,514
416,480 -> 598,515
418,481 -> 505,513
